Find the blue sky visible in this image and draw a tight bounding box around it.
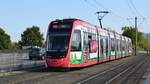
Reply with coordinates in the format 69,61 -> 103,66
0,0 -> 149,41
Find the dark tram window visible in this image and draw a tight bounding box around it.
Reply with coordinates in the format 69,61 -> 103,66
106,37 -> 108,50
129,42 -> 132,50
100,36 -> 104,54
116,40 -> 118,51
118,40 -> 120,51
71,30 -> 81,51
88,35 -> 92,41
83,32 -> 96,51
111,38 -> 115,51
124,41 -> 126,51
106,37 -> 109,56
121,41 -> 125,51
83,32 -> 89,51
100,35 -> 108,55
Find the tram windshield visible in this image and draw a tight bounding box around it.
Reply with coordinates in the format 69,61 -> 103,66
47,28 -> 71,57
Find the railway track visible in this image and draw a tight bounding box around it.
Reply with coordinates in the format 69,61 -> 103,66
77,54 -> 149,84
0,67 -> 67,84
107,55 -> 150,84
0,54 -> 148,84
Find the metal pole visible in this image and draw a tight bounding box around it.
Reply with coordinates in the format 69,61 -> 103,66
135,16 -> 137,56
99,19 -> 102,28
96,11 -> 109,28
147,33 -> 149,54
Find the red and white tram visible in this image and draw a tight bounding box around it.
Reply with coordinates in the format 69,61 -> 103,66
45,19 -> 132,68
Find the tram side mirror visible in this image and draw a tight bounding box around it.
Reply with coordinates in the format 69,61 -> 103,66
89,40 -> 98,53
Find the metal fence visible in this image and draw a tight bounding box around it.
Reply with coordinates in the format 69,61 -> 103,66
0,50 -> 45,74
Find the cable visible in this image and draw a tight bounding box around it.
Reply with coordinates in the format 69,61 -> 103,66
126,0 -> 144,18
92,0 -> 125,20
84,0 -> 99,10
138,18 -> 145,26
93,0 -> 107,10
84,0 -> 143,28
85,0 -> 126,20
127,18 -> 134,27
126,0 -> 137,16
125,0 -> 146,27
129,0 -> 144,18
92,0 -> 135,27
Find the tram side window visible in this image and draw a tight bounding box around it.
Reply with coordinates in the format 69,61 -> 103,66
125,41 -> 128,52
83,32 -> 89,51
124,41 -> 126,51
88,35 -> 92,42
129,42 -> 132,50
92,34 -> 96,40
83,32 -> 96,51
106,37 -> 108,50
121,41 -> 124,51
120,40 -> 122,51
118,40 -> 120,51
100,36 -> 104,53
121,40 -> 123,51
126,41 -> 128,51
71,30 -> 81,51
103,37 -> 106,50
128,42 -> 130,51
122,41 -> 125,51
111,38 -> 115,51
114,39 -> 117,51
117,40 -> 120,52
88,33 -> 96,41
106,37 -> 109,56
127,42 -> 129,51
128,42 -> 130,50
116,40 -> 118,51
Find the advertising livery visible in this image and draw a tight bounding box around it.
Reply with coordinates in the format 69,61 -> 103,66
45,19 -> 132,68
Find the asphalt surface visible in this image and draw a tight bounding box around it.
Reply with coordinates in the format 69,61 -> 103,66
0,54 -> 149,84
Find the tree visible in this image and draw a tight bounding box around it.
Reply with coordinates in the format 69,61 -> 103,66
19,26 -> 44,47
122,26 -> 149,50
0,27 -> 11,49
9,42 -> 21,49
122,26 -> 136,44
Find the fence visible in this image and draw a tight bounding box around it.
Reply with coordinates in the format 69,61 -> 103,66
0,50 -> 45,74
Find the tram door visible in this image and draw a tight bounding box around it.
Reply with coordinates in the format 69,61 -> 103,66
83,32 -> 89,63
100,36 -> 107,61
100,37 -> 104,61
83,32 -> 97,63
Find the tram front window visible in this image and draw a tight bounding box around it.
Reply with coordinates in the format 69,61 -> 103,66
47,29 -> 71,58
48,35 -> 69,51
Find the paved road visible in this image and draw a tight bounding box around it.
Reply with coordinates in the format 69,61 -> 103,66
0,54 -> 149,84
144,61 -> 150,84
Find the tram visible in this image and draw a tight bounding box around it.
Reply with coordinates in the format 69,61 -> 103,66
45,19 -> 132,68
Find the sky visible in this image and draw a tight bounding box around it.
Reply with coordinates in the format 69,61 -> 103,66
0,0 -> 149,42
